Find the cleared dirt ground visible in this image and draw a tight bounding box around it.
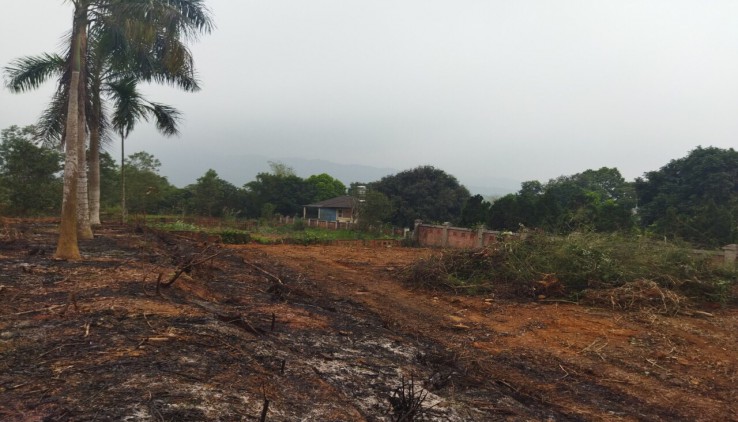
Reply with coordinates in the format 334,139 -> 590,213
1,221 -> 736,421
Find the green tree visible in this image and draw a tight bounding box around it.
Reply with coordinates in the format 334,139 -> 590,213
127,151 -> 161,174
636,146 -> 738,246
487,194 -> 520,231
459,194 -> 491,228
0,126 -> 63,215
305,173 -> 346,202
123,151 -> 176,215
371,166 -> 471,227
96,150 -> 119,211
189,169 -> 240,217
268,161 -> 295,177
487,168 -> 635,233
357,190 -> 393,230
244,163 -> 313,217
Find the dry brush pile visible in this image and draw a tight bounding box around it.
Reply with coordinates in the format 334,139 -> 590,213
403,232 -> 737,309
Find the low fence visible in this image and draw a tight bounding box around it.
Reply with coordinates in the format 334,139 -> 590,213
279,215 -> 355,230
278,215 -> 406,237
324,239 -> 403,248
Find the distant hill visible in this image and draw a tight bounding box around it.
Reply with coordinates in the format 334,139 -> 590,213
159,152 -> 397,187
158,151 -> 519,196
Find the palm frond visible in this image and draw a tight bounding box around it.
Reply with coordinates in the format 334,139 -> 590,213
36,87 -> 69,148
150,36 -> 200,91
4,53 -> 66,92
106,0 -> 214,41
147,102 -> 181,137
106,77 -> 149,138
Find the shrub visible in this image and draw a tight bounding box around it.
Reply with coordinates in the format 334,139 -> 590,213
292,218 -> 307,231
218,230 -> 251,244
403,232 -> 738,303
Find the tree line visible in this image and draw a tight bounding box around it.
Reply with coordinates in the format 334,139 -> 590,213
0,130 -> 349,221
1,124 -> 736,248
463,146 -> 738,248
0,127 -> 469,227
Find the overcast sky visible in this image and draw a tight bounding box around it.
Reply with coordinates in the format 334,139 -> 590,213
2,0 -> 738,190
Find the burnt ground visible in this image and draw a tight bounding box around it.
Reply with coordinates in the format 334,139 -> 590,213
0,221 -> 737,421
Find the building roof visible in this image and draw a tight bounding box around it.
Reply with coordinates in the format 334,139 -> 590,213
304,195 -> 358,209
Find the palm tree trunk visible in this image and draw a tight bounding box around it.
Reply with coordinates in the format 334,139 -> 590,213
56,5 -> 87,259
89,124 -> 101,225
121,135 -> 127,223
88,78 -> 102,226
76,131 -> 93,238
75,12 -> 93,240
55,68 -> 82,260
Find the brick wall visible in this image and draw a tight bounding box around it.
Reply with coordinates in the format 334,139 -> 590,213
413,222 -> 512,249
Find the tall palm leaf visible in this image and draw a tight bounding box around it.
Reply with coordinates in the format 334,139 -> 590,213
4,53 -> 68,148
4,54 -> 67,95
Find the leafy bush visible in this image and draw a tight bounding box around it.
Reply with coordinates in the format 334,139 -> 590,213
218,230 -> 251,244
292,218 -> 307,231
403,232 -> 737,303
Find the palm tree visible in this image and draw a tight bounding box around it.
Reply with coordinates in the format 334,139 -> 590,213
86,9 -> 202,226
6,39 -> 200,228
5,0 -> 212,259
64,0 -> 211,259
108,77 -> 180,222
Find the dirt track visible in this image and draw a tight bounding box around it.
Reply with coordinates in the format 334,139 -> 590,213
1,223 -> 737,421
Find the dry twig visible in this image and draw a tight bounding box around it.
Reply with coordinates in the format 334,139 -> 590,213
160,248 -> 223,289
243,259 -> 284,285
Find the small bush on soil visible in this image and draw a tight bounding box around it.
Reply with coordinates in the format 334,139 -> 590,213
292,218 -> 307,231
152,220 -> 201,232
403,232 -> 737,303
388,376 -> 428,421
218,229 -> 251,244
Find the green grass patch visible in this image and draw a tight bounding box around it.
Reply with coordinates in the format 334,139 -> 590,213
151,220 -> 201,232
148,217 -> 402,245
150,220 -> 251,244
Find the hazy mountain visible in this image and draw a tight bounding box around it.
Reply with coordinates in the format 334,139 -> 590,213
158,151 -> 519,196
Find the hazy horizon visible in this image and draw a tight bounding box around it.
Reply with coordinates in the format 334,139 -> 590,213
2,1 -> 737,191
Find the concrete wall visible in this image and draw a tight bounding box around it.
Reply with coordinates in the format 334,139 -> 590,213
694,244 -> 737,267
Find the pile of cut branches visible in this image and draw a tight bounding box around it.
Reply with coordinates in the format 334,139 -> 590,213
581,279 -> 688,315
403,232 -> 738,303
